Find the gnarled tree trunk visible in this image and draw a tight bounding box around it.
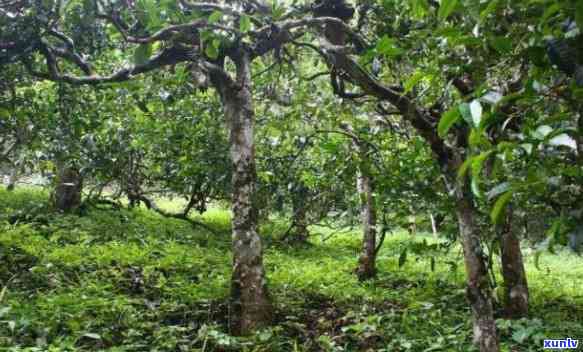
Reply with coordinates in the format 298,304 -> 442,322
500,206 -> 529,318
52,163 -> 83,213
356,169 -> 376,280
455,182 -> 499,352
215,49 -> 272,334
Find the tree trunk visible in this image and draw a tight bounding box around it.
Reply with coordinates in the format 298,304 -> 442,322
290,182 -> 309,243
500,206 -> 529,318
291,199 -> 309,243
356,170 -> 377,281
455,183 -> 499,352
343,123 -> 377,281
217,50 -> 272,334
6,166 -> 18,191
577,105 -> 583,163
52,164 -> 83,213
430,213 -> 438,238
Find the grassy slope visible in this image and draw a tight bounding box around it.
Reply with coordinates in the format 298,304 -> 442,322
0,187 -> 581,351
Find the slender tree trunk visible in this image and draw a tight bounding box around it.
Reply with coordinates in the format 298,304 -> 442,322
356,170 -> 377,280
500,206 -> 529,318
6,166 -> 18,191
217,50 -> 272,334
576,104 -> 583,162
291,188 -> 309,243
430,213 -> 438,238
455,182 -> 499,352
408,214 -> 417,236
52,163 -> 83,213
342,123 -> 377,281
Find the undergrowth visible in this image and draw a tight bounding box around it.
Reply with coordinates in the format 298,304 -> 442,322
0,187 -> 581,351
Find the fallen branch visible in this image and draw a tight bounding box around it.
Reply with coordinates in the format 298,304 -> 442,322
138,195 -> 219,236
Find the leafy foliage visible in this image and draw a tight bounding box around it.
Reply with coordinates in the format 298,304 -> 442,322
1,189 -> 581,351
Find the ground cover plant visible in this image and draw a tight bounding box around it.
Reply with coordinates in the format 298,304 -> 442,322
2,1 -> 583,351
1,188 -> 581,351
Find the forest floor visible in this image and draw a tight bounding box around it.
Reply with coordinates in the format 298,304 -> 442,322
0,187 -> 582,352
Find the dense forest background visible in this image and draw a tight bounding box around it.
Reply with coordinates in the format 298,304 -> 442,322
1,0 -> 582,351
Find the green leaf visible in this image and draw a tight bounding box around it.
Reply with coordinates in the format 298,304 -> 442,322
490,36 -> 512,54
479,0 -> 499,22
471,177 -> 482,199
438,0 -> 458,20
458,103 -> 473,126
0,107 -> 10,118
490,191 -> 512,225
376,36 -> 403,58
404,71 -> 425,92
512,328 -> 530,344
136,0 -> 160,29
438,107 -> 461,138
470,150 -> 493,198
208,10 -> 223,24
533,125 -> 553,140
487,181 -> 511,201
204,40 -> 220,60
540,3 -> 560,26
468,128 -> 488,148
134,43 -> 152,65
409,0 -> 429,19
520,143 -> 533,155
398,248 -> 408,267
239,15 -> 252,33
457,156 -> 473,180
469,100 -> 482,128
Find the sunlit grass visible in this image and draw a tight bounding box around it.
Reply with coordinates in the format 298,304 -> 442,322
1,187 -> 582,351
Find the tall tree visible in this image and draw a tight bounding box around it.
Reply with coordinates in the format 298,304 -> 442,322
0,0 -> 369,333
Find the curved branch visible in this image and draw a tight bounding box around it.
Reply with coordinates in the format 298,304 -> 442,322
320,41 -> 453,168
51,47 -> 92,75
26,44 -> 192,85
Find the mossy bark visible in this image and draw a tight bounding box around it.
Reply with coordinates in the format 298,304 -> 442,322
217,49 -> 272,335
355,169 -> 376,281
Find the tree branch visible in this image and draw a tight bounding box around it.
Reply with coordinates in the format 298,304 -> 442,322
138,195 -> 219,236
25,44 -> 193,85
319,40 -> 453,169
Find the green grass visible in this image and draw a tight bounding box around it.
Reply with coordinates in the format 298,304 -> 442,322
0,187 -> 581,351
